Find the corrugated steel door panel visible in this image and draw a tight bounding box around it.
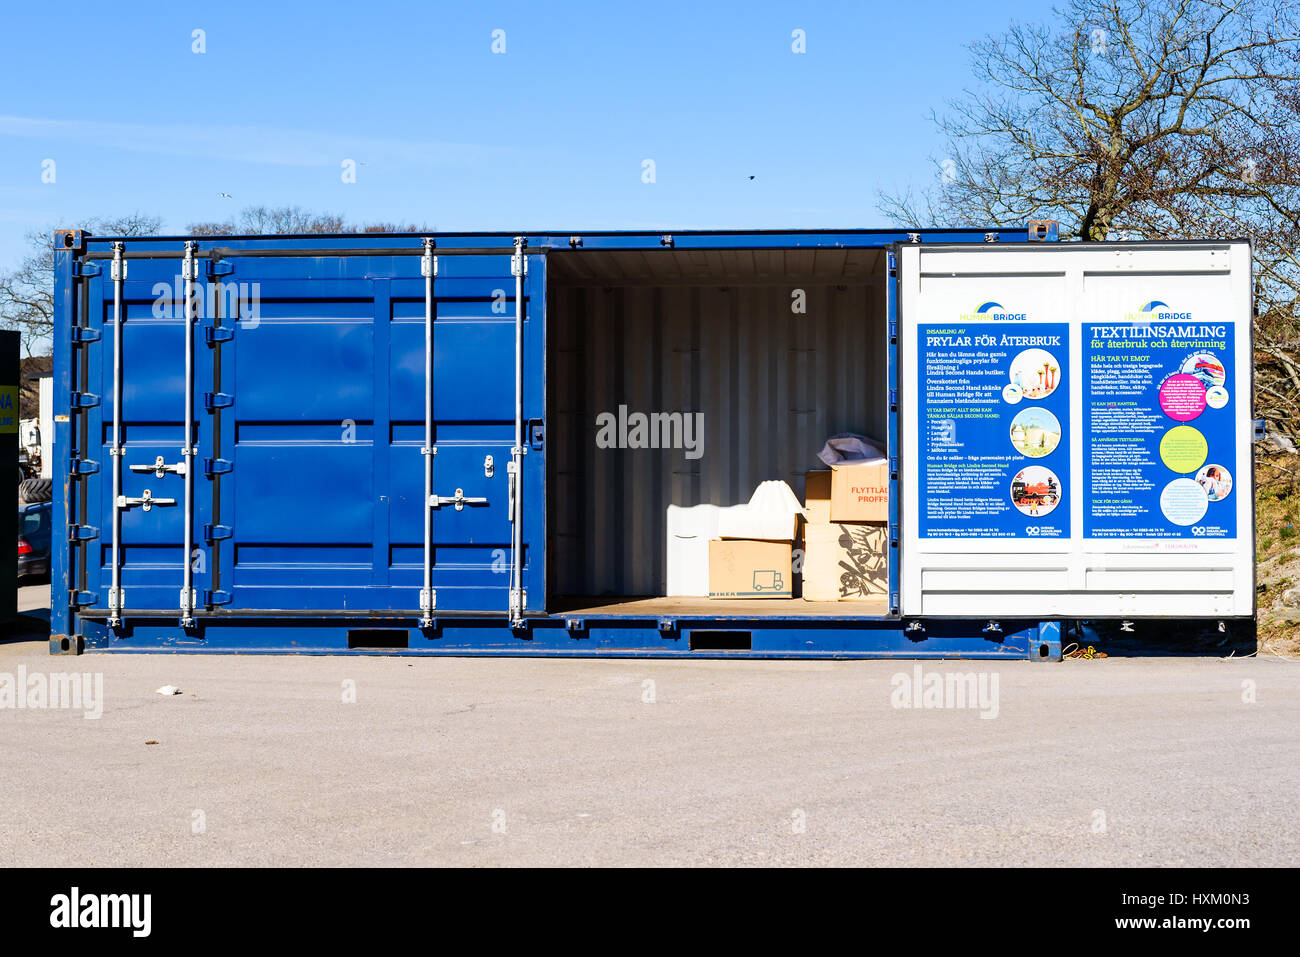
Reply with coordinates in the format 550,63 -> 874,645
386,260 -> 542,613
213,252 -> 543,614
86,260 -> 216,614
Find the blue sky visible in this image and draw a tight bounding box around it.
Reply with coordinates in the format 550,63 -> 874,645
0,0 -> 1056,264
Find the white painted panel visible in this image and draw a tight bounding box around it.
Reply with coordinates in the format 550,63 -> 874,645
922,569 -> 1069,591
1085,569 -> 1234,591
899,241 -> 1254,619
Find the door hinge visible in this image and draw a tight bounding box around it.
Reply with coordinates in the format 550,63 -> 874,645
73,261 -> 102,278
203,589 -> 233,606
70,392 -> 100,409
890,457 -> 898,480
204,392 -> 234,411
205,326 -> 234,345
71,590 -> 97,607
71,458 -> 100,476
204,458 -> 234,476
204,524 -> 233,542
69,525 -> 100,542
889,389 -> 898,411
207,259 -> 234,278
71,326 -> 101,344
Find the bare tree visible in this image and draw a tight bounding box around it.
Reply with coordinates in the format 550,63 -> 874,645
879,0 -> 1300,241
187,205 -> 427,236
0,213 -> 161,356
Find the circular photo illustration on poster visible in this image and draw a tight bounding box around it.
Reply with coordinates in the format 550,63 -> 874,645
1011,466 -> 1061,517
1181,352 -> 1226,388
1009,407 -> 1061,458
1160,477 -> 1209,526
1009,348 -> 1061,400
1196,463 -> 1233,502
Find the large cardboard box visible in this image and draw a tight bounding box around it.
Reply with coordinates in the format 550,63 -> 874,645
708,540 -> 793,599
801,523 -> 888,601
830,461 -> 889,523
804,471 -> 833,525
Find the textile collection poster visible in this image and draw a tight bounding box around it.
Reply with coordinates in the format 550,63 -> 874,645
918,317 -> 1071,539
1084,316 -> 1236,539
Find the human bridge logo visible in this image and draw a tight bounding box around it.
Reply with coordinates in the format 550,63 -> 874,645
1124,299 -> 1193,322
960,301 -> 1027,321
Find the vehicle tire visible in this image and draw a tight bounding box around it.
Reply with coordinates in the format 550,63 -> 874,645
18,477 -> 52,504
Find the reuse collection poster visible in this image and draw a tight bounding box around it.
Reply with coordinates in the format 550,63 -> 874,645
918,322 -> 1071,539
1084,319 -> 1236,539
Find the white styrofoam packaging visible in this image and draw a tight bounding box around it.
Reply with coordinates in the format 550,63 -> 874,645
716,480 -> 804,541
666,504 -> 747,597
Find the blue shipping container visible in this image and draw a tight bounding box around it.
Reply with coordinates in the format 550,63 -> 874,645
49,228 -> 1255,659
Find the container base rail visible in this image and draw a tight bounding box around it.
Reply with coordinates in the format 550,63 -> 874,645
53,617 -> 1065,661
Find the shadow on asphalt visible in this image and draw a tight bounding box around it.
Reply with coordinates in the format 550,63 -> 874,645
2,609 -> 49,646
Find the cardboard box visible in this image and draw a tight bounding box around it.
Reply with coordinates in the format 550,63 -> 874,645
830,461 -> 889,523
801,522 -> 888,601
804,471 -> 833,525
708,540 -> 793,599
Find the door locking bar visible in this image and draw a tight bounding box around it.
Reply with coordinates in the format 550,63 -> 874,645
181,241 -> 198,627
430,489 -> 488,511
108,242 -> 126,628
420,239 -> 438,627
508,237 -> 527,628
129,456 -> 187,479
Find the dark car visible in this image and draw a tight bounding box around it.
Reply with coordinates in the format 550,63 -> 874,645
18,501 -> 51,580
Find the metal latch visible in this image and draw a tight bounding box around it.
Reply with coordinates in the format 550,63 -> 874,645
430,488 -> 487,511
130,456 -> 187,479
117,489 -> 177,512
483,454 -> 494,478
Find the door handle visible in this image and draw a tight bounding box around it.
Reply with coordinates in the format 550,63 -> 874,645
430,488 -> 489,511
117,489 -> 178,512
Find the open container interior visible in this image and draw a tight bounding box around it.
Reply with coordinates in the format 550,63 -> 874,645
545,247 -> 890,617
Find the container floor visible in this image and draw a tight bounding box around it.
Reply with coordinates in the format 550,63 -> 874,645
552,595 -> 891,618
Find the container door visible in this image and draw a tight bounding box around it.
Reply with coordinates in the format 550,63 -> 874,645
386,248 -> 545,616
84,255 -> 218,621
897,241 -> 1253,618
206,246 -> 544,616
